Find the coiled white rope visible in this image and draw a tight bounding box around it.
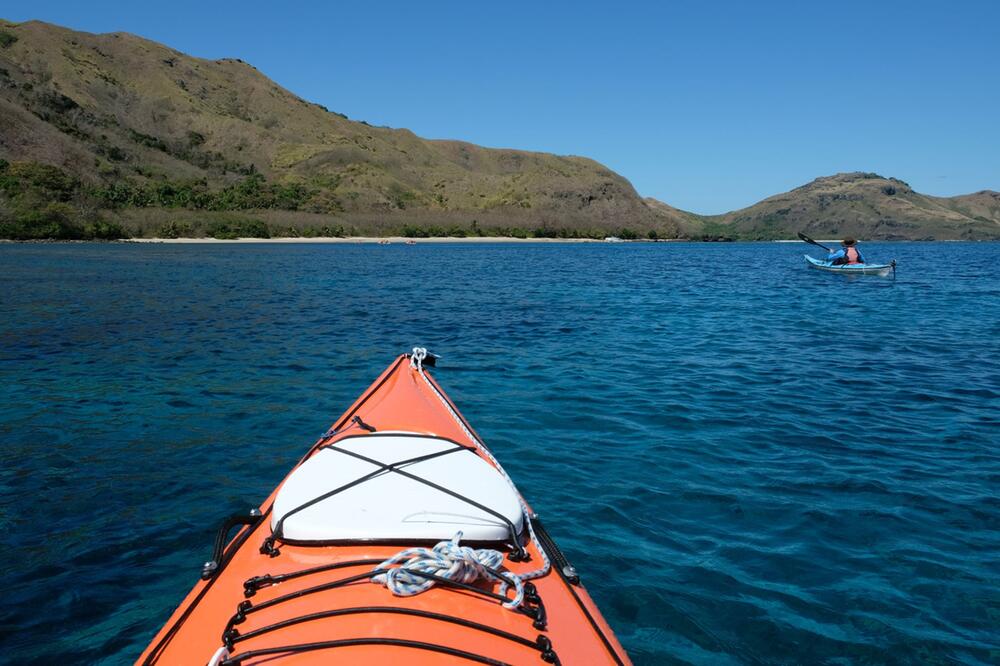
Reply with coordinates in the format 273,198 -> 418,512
408,347 -> 552,585
372,532 -> 524,608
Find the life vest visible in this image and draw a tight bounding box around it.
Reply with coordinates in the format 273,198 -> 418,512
844,246 -> 861,264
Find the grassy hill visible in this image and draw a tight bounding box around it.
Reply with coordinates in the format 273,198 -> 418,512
721,173 -> 1000,240
1,19 -> 997,241
660,173 -> 1000,241
0,18 -> 673,239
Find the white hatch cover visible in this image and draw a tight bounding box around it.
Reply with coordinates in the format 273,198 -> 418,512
271,433 -> 524,542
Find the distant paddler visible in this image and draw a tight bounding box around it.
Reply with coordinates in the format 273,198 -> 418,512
798,232 -> 896,278
826,238 -> 865,265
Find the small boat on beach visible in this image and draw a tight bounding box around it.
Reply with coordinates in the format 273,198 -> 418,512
138,349 -> 630,666
804,254 -> 896,277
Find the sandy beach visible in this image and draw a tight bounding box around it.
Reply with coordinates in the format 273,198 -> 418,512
127,236 -> 649,244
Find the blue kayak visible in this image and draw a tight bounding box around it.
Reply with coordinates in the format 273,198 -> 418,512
804,254 -> 896,277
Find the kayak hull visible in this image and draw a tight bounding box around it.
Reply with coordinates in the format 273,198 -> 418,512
804,254 -> 894,277
138,353 -> 631,666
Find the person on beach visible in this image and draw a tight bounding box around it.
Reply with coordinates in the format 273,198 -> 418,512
827,238 -> 865,265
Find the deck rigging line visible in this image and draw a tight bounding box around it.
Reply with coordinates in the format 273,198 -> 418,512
215,637 -> 519,666
222,605 -> 559,664
154,351 -> 621,665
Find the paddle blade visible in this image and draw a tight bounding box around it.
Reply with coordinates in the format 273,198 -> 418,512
797,232 -> 831,252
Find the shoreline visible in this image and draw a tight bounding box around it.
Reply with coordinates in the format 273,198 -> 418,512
119,237 -> 970,244
125,236 -> 688,244
3,237 -> 983,244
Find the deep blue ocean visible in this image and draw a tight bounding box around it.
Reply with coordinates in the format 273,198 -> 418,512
1,241 -> 998,665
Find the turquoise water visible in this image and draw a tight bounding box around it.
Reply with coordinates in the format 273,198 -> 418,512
1,241 -> 997,665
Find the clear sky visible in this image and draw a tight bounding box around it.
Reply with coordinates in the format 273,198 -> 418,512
4,1 -> 998,213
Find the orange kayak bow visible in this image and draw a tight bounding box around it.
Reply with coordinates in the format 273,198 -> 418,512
138,349 -> 631,666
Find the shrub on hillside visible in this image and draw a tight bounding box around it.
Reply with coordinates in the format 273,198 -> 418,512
0,160 -> 312,239
0,202 -> 127,240
401,225 -> 431,238
207,218 -> 270,239
90,173 -> 312,212
158,220 -> 194,239
0,161 -> 80,202
128,129 -> 168,152
87,218 -> 128,239
38,91 -> 80,113
696,221 -> 736,241
2,203 -> 84,239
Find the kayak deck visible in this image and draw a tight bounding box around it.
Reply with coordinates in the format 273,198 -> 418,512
804,254 -> 895,276
138,352 -> 629,666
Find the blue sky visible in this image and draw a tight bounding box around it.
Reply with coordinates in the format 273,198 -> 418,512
4,1 -> 998,213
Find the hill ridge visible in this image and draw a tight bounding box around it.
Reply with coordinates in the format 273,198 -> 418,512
1,18 -> 997,240
646,171 -> 999,240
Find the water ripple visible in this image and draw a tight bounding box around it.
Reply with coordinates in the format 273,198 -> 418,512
0,241 -> 998,664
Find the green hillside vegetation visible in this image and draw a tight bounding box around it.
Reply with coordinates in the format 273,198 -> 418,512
703,173 -> 1000,241
1,18 -> 997,240
0,159 -> 126,239
0,19 -> 681,239
646,173 -> 1000,241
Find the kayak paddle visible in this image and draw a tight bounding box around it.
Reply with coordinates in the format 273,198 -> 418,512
797,232 -> 832,252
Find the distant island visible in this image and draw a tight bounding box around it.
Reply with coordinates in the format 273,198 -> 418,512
1,19 -> 998,241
